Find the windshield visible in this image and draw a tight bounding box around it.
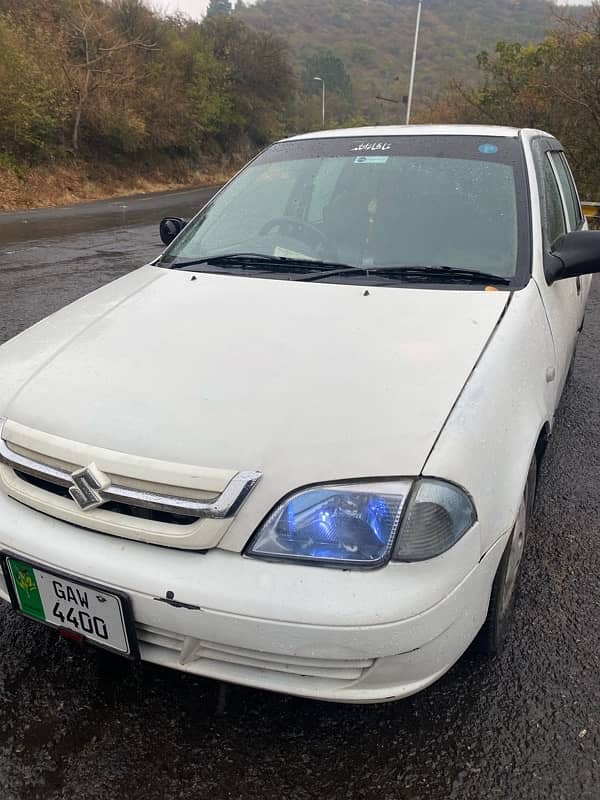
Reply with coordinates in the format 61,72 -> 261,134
160,135 -> 530,283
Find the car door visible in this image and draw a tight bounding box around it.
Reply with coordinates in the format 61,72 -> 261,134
547,149 -> 591,322
532,138 -> 581,397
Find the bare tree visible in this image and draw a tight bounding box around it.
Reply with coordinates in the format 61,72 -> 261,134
62,1 -> 157,152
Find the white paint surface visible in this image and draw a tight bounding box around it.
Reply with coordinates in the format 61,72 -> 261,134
0,124 -> 593,702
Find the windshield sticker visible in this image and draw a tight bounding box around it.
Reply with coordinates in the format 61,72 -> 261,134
273,246 -> 316,261
479,143 -> 499,154
354,156 -> 389,164
351,142 -> 392,152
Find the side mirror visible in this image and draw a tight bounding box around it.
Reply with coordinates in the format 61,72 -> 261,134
159,217 -> 188,246
545,230 -> 600,283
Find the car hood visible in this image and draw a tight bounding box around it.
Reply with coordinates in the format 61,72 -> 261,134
1,265 -> 508,489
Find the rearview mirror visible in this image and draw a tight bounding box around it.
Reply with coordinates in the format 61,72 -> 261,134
159,217 -> 188,246
545,230 -> 600,283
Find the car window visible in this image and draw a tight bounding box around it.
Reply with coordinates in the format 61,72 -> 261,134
559,153 -> 583,228
540,154 -> 566,245
306,157 -> 347,224
549,151 -> 581,231
363,155 -> 518,274
194,160 -> 308,253
160,135 -> 531,283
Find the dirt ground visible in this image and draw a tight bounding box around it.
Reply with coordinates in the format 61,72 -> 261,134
0,158 -> 235,212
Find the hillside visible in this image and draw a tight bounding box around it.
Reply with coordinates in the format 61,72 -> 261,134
237,0 -> 563,120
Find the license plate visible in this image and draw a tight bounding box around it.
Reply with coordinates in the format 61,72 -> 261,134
2,554 -> 137,658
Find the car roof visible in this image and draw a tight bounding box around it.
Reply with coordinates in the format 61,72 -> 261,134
282,124 -> 549,142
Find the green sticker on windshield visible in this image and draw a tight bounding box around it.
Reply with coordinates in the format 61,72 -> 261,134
354,156 -> 389,165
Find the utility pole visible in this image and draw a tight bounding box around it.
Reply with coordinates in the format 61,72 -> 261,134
313,76 -> 325,128
406,0 -> 423,125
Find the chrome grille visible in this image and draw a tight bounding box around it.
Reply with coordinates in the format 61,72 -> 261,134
15,471 -> 198,526
0,416 -> 260,521
0,416 -> 262,547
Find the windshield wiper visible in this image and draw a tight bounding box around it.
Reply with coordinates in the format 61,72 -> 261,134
166,253 -> 355,274
298,264 -> 511,285
165,255 -> 511,286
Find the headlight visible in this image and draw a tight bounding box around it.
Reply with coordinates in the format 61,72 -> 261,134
246,481 -> 411,567
246,479 -> 476,568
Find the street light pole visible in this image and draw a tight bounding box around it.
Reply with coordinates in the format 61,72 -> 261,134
406,0 -> 423,125
313,76 -> 325,128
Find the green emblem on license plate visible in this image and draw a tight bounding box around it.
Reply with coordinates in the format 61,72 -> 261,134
9,559 -> 46,621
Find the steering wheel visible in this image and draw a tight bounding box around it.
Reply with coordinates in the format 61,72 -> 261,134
259,216 -> 336,257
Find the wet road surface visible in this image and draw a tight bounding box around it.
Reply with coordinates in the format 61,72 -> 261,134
0,185 -> 219,245
0,189 -> 599,799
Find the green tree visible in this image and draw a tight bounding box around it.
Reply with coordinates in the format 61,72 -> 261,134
206,0 -> 232,17
0,15 -> 64,158
303,50 -> 353,101
202,15 -> 295,144
0,0 -> 292,169
185,27 -> 238,146
427,5 -> 600,196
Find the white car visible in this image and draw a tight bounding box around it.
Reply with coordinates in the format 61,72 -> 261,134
1,125 -> 598,703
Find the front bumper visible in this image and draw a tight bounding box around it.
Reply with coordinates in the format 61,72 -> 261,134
0,493 -> 507,702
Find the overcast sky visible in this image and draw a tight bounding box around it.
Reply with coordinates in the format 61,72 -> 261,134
151,0 -> 248,17
156,0 -> 591,21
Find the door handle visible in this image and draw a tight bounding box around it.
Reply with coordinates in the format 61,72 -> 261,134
576,276 -> 582,296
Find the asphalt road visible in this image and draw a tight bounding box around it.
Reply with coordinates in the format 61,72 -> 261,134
1,188 -> 599,800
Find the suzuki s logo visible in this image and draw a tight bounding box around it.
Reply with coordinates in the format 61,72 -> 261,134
68,463 -> 110,511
